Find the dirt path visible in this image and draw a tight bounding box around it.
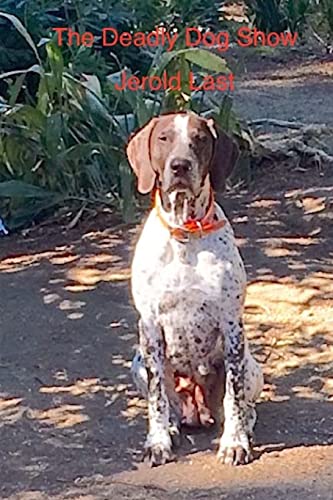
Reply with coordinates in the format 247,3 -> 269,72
234,49 -> 333,126
1,56 -> 333,499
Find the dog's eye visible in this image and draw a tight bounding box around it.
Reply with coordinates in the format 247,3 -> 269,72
159,135 -> 168,142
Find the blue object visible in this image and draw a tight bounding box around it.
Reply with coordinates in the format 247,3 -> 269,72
0,218 -> 8,235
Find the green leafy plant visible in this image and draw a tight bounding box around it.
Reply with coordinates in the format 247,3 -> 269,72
284,0 -> 311,35
245,0 -> 288,33
245,0 -> 312,34
319,0 -> 333,43
0,0 -> 224,80
0,11 -> 235,230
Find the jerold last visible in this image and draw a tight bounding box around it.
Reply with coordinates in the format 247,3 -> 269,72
114,70 -> 235,92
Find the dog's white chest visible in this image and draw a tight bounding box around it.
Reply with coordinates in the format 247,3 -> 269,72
132,209 -> 245,307
131,207 -> 246,376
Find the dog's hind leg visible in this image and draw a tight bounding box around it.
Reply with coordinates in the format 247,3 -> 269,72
243,347 -> 264,436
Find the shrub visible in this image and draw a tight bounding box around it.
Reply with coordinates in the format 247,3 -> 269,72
0,10 -> 236,229
245,0 -> 312,35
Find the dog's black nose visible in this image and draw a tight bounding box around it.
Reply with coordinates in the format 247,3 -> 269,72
170,158 -> 192,175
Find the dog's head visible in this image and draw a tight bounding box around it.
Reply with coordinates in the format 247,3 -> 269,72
126,112 -> 239,196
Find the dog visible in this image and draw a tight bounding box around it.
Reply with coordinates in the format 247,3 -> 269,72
126,111 -> 263,467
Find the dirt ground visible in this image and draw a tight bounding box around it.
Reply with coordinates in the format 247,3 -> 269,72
0,52 -> 333,499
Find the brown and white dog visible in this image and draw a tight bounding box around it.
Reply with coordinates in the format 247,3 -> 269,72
127,112 -> 263,467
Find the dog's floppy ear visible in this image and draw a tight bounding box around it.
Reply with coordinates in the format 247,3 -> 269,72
126,117 -> 158,194
206,119 -> 239,192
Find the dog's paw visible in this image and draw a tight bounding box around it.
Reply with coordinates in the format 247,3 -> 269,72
217,444 -> 253,465
143,442 -> 175,467
217,432 -> 253,466
143,432 -> 175,467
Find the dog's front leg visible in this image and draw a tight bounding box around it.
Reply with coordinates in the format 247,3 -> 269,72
140,319 -> 174,466
217,320 -> 253,466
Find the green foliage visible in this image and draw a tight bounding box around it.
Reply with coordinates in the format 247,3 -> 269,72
246,0 -> 288,33
284,0 -> 311,35
318,0 -> 333,40
245,0 -> 312,34
4,1 -> 331,230
0,9 -> 237,230
245,0 -> 333,48
0,0 -> 223,77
